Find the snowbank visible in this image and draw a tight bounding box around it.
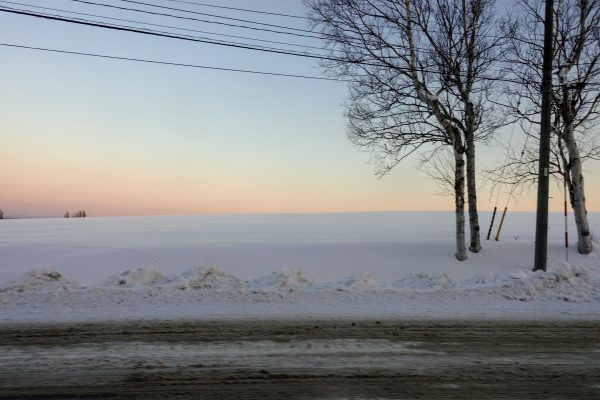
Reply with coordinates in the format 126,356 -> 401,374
488,263 -> 597,302
1,263 -> 598,323
0,268 -> 82,293
3,264 -> 597,300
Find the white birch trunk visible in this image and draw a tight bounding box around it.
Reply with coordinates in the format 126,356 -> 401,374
564,128 -> 593,254
554,2 -> 594,254
462,2 -> 481,254
405,0 -> 467,261
454,146 -> 468,261
465,113 -> 481,253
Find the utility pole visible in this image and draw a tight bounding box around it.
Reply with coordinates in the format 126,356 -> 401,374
534,0 -> 554,272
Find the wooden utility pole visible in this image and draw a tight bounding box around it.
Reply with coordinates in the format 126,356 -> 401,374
534,0 -> 554,272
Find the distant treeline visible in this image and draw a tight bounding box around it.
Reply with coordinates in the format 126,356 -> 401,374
0,209 -> 89,219
64,210 -> 87,218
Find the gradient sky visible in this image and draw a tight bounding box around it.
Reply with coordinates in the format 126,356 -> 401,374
1,0 -> 599,217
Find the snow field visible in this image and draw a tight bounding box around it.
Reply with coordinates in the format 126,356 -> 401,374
0,212 -> 598,322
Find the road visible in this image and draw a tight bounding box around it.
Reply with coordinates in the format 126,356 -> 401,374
0,319 -> 598,399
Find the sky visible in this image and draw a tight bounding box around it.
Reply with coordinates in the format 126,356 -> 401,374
1,0 -> 599,217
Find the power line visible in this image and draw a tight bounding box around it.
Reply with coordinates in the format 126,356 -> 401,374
72,0 -> 316,35
64,0 -> 324,40
7,1 -> 599,71
111,1 -> 528,47
19,2 -> 597,69
0,42 -> 347,81
159,0 -> 308,20
5,6 -> 594,88
0,5 -> 512,71
152,0 -> 595,44
114,0 -> 309,32
0,7 -> 531,86
0,6 -> 480,74
118,1 -> 599,69
81,0 -> 598,47
1,1 -> 324,51
3,1 -> 515,64
0,7 -> 338,60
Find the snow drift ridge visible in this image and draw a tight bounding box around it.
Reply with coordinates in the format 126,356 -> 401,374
0,263 -> 598,302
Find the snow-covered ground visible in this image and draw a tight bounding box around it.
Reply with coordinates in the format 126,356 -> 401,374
0,211 -> 598,323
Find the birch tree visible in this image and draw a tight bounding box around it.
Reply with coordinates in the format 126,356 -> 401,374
492,0 -> 600,253
305,0 -> 503,260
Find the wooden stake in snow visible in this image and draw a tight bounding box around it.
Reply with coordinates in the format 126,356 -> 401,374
486,207 -> 497,240
495,207 -> 508,241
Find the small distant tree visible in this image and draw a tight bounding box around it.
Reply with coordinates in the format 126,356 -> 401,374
67,210 -> 88,218
0,209 -> 4,219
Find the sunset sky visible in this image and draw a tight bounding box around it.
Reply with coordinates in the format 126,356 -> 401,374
1,0 -> 599,217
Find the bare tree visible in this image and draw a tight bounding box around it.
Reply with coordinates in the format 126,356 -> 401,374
492,0 -> 600,253
420,148 -> 457,197
306,0 -> 504,260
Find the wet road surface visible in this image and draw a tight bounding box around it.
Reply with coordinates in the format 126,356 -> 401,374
0,319 -> 598,399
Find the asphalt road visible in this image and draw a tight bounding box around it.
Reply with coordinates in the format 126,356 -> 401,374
0,319 -> 598,399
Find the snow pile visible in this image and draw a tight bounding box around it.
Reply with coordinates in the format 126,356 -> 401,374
101,267 -> 166,288
249,269 -> 312,293
333,272 -> 376,291
392,272 -> 455,291
490,263 -> 597,302
0,261 -> 598,323
0,268 -> 82,293
172,267 -> 244,291
1,264 -> 596,301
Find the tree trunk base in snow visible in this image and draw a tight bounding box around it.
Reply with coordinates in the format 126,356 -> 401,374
469,245 -> 481,253
577,233 -> 592,254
